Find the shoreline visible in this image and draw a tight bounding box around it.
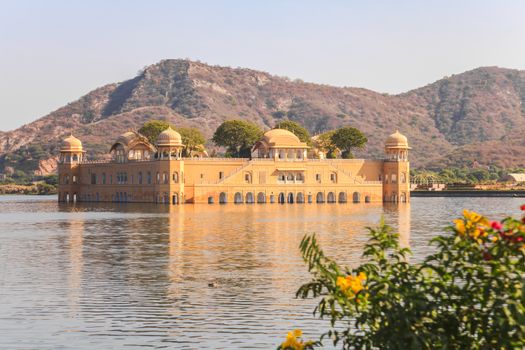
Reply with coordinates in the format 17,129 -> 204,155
411,190 -> 525,198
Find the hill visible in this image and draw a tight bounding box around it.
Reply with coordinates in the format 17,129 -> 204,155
1,59 -> 525,175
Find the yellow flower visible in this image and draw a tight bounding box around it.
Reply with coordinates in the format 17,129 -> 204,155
292,329 -> 302,338
454,219 -> 466,234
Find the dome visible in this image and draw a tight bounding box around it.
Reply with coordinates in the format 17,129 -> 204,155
60,135 -> 83,151
385,130 -> 410,148
261,129 -> 307,148
157,126 -> 183,147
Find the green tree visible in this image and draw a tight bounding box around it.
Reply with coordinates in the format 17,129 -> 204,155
274,120 -> 311,144
212,120 -> 263,157
291,207 -> 525,349
313,130 -> 338,159
138,120 -> 170,144
177,127 -> 206,157
330,127 -> 368,158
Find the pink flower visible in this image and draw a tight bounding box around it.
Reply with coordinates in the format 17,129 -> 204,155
491,221 -> 503,231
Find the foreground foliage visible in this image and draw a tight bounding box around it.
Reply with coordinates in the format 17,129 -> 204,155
281,206 -> 525,349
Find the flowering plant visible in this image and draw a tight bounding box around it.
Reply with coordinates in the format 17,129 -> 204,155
286,206 -> 525,349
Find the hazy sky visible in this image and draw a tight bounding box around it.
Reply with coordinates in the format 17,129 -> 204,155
1,0 -> 524,131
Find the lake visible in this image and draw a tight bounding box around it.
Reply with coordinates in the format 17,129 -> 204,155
0,196 -> 523,349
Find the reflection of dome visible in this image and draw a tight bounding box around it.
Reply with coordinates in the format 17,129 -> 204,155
261,129 -> 306,148
61,135 -> 83,151
157,126 -> 183,147
385,130 -> 409,148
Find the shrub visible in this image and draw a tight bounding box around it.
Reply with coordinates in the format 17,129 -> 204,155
283,206 -> 525,349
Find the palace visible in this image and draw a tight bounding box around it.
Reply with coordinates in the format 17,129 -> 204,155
57,127 -> 410,204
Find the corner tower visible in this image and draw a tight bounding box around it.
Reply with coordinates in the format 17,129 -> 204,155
156,127 -> 185,204
58,135 -> 84,202
383,131 -> 410,203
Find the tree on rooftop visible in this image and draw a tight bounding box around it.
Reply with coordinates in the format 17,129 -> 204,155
212,120 -> 263,158
138,120 -> 170,144
177,127 -> 206,157
330,127 -> 368,159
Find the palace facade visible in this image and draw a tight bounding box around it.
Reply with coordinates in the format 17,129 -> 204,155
57,127 -> 410,204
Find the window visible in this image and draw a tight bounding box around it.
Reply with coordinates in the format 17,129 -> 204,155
147,172 -> 152,185
245,173 -> 251,183
219,171 -> 224,180
392,174 -> 397,184
330,173 -> 337,183
296,173 -> 304,182
163,172 -> 168,184
102,173 -> 106,185
401,172 -> 406,184
287,173 -> 294,181
173,172 -> 179,183
110,174 -> 113,184
156,172 -> 160,184
138,172 -> 143,184
91,173 -> 97,185
72,175 -> 77,184
65,175 -> 69,184
316,174 -> 321,183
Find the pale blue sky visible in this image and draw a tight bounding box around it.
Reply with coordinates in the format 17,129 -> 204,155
1,0 -> 524,131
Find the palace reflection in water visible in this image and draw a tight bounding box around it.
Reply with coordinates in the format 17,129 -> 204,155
1,196 -> 523,349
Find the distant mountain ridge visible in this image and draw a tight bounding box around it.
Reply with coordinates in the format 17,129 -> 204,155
1,59 -> 525,175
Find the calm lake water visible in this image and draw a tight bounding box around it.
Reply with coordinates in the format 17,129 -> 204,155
0,196 -> 523,349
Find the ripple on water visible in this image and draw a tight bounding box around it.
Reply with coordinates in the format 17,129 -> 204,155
0,195 -> 523,349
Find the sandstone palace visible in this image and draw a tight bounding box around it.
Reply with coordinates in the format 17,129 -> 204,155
57,128 -> 410,205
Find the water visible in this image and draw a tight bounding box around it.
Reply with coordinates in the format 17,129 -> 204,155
0,196 -> 523,349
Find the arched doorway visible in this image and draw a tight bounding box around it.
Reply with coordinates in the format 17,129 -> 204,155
257,192 -> 265,203
287,192 -> 294,204
208,196 -> 214,204
327,192 -> 335,203
353,192 -> 361,203
278,192 -> 285,204
365,195 -> 371,203
172,194 -> 178,204
297,192 -> 305,203
246,192 -> 254,204
338,192 -> 347,203
316,192 -> 324,203
219,192 -> 227,204
234,192 -> 243,204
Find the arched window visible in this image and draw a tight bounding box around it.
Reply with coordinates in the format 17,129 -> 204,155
338,192 -> 347,203
138,172 -> 143,184
287,173 -> 294,181
391,174 -> 397,184
353,192 -> 361,203
278,192 -> 285,204
330,173 -> 337,183
257,192 -> 265,203
163,172 -> 168,184
401,172 -> 406,184
246,192 -> 254,204
173,172 -> 179,183
316,192 -> 325,203
219,192 -> 227,204
234,192 -> 243,204
297,192 -> 305,203
327,192 -> 335,203
287,192 -> 294,204
72,154 -> 78,162
156,172 -> 160,184
147,172 -> 152,184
